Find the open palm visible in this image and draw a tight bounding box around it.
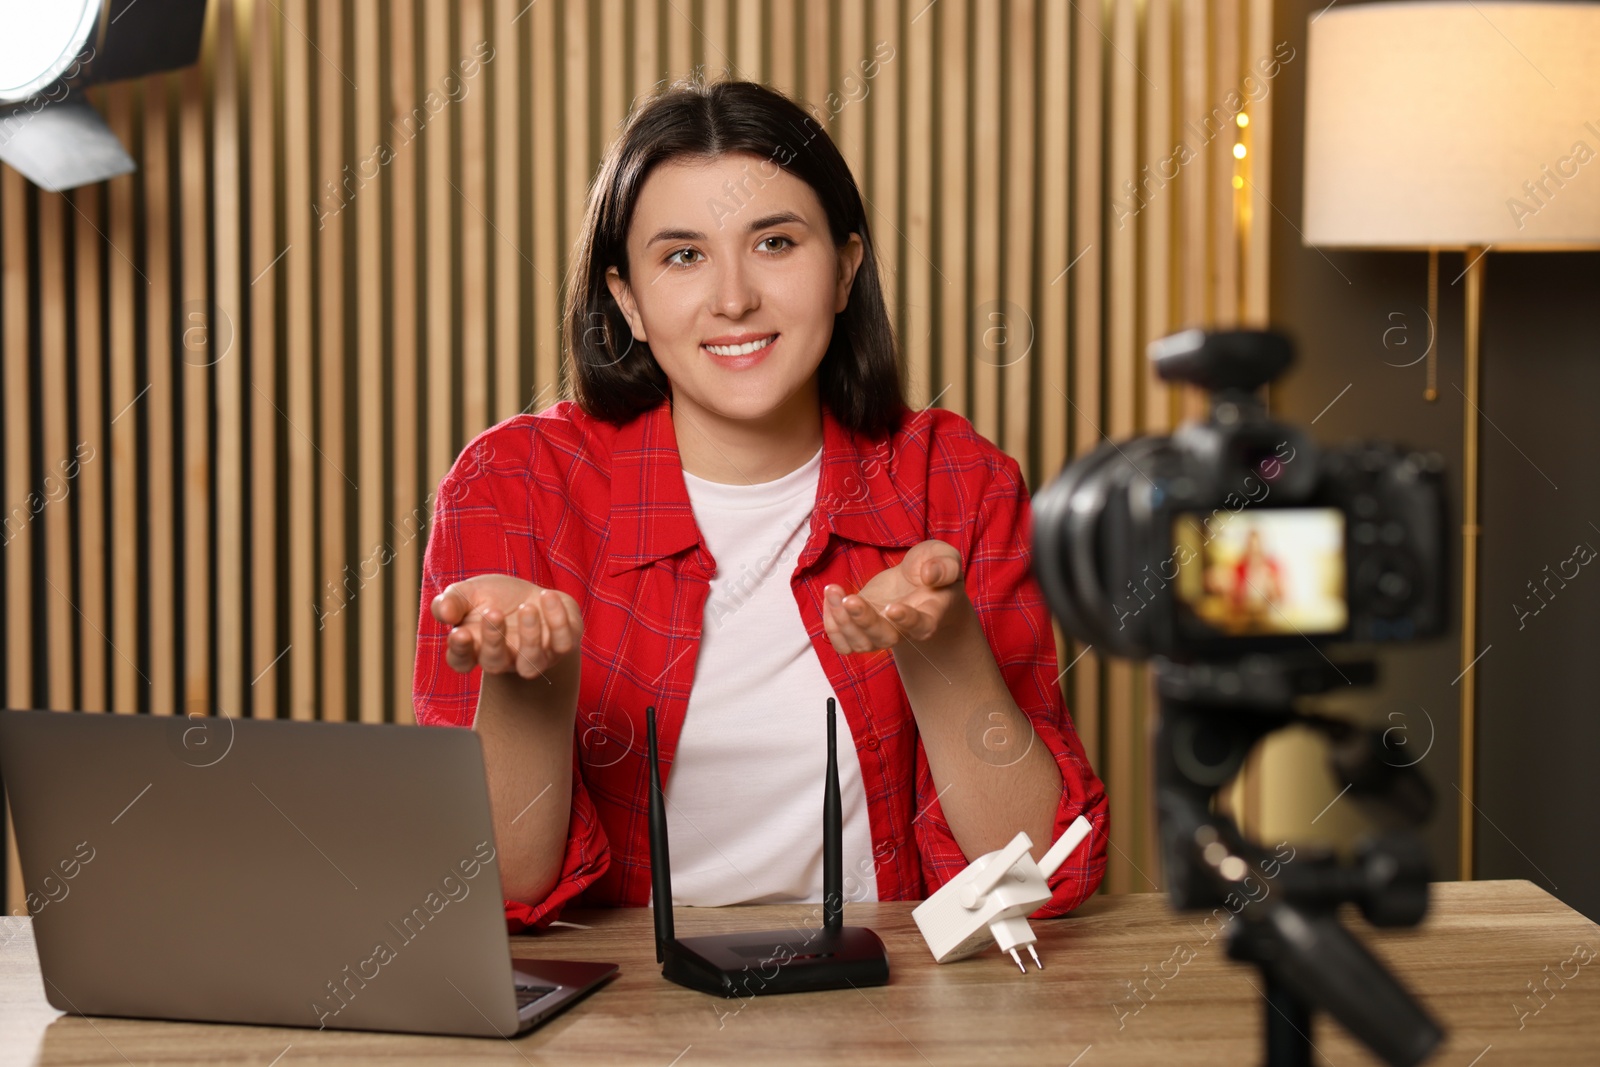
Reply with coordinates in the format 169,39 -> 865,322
821,539 -> 966,654
431,574 -> 582,680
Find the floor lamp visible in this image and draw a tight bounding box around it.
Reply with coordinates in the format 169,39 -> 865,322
1301,1 -> 1600,880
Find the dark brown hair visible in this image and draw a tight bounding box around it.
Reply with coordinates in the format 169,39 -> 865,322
561,77 -> 906,437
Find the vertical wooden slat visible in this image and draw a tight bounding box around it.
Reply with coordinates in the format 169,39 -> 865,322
593,0 -> 624,434
667,0 -> 692,79
1106,0 -> 1143,890
180,58 -> 211,720
461,0 -> 490,437
1179,0 -> 1208,327
834,3 -> 866,174
1071,0 -> 1108,889
317,0 -> 349,723
904,0 -> 934,408
870,1 -> 901,366
1108,6 -> 1138,443
39,191 -> 74,711
494,0 -> 525,423
426,0 -> 456,488
106,87 -> 139,716
768,0 -> 797,97
803,0 -> 830,123
1140,0 -> 1179,885
560,1 -> 590,291
214,0 -> 243,718
736,0 -> 763,83
937,0 -> 968,417
1038,0 -> 1084,767
1243,0 -> 1272,326
972,0 -> 1000,444
1038,0 -> 1071,485
1211,0 -> 1241,326
558,0 -> 592,434
145,75 -> 176,719
249,0 -> 280,718
531,0 -> 560,400
702,0 -> 731,79
1179,2 -> 1208,422
356,0 -> 384,725
1143,0 -> 1176,432
73,182 -> 107,713
1002,0 -> 1035,468
1072,0 -> 1105,462
284,0 -> 316,721
391,0 -> 421,724
632,0 -> 661,105
599,0 -> 628,143
0,181 -> 26,895
3,169 -> 33,716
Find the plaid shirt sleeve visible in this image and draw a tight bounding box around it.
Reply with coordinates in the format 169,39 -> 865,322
412,428 -> 612,933
908,446 -> 1110,918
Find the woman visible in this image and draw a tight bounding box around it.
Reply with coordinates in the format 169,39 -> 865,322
413,78 -> 1107,932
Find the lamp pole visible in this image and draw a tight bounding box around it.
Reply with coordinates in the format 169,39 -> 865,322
1458,245 -> 1485,881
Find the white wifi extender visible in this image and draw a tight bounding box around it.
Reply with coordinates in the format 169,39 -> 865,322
911,814 -> 1094,973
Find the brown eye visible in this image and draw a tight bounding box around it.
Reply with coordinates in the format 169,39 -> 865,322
667,247 -> 701,267
758,236 -> 792,253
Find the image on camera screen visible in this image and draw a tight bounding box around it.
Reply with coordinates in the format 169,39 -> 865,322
1171,507 -> 1347,637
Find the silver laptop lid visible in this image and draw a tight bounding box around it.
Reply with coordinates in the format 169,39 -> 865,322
0,710 -> 522,1037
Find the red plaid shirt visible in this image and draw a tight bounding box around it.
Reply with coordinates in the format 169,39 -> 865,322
413,395 -> 1109,931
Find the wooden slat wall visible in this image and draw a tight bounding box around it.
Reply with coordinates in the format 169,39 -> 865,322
1,0 -> 1273,912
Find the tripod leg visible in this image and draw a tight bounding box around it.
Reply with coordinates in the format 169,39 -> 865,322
1264,972 -> 1313,1067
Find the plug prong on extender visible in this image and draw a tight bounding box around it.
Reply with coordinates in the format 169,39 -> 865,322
1010,949 -> 1026,974
1027,944 -> 1043,970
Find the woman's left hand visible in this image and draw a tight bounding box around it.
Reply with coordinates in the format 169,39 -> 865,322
822,539 -> 968,654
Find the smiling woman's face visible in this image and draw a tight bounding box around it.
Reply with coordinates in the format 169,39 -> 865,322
606,151 -> 864,427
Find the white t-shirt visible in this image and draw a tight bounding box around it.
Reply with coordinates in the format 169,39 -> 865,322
656,444 -> 879,907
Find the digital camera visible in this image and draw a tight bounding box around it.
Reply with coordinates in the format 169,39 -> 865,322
1032,329 -> 1449,662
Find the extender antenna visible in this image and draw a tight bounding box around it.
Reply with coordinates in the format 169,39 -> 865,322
647,705 -> 674,963
823,697 -> 843,932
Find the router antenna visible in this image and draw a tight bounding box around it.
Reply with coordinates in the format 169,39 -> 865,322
646,696 -> 889,995
823,697 -> 843,933
647,705 -> 675,962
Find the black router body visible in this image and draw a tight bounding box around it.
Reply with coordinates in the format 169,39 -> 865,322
647,699 -> 891,997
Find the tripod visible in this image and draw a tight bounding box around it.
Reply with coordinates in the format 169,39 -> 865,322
1153,653 -> 1444,1067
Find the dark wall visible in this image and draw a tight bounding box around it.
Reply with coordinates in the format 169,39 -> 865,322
1269,0 -> 1600,920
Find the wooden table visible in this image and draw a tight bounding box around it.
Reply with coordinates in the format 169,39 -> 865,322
2,880 -> 1596,1065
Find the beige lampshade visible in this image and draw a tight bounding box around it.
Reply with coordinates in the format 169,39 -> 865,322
1304,1 -> 1600,250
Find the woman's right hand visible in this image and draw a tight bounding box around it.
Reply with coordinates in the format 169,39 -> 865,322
430,575 -> 583,680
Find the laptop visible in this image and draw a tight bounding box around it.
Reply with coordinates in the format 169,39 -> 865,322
0,709 -> 617,1037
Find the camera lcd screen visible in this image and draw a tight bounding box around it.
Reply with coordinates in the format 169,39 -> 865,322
1171,508 -> 1347,637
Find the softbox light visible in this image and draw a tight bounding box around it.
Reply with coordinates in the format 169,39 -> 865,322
0,0 -> 209,192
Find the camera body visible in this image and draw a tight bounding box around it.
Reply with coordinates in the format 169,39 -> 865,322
1032,328 -> 1448,662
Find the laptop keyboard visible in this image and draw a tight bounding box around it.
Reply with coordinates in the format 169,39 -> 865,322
515,983 -> 559,1009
